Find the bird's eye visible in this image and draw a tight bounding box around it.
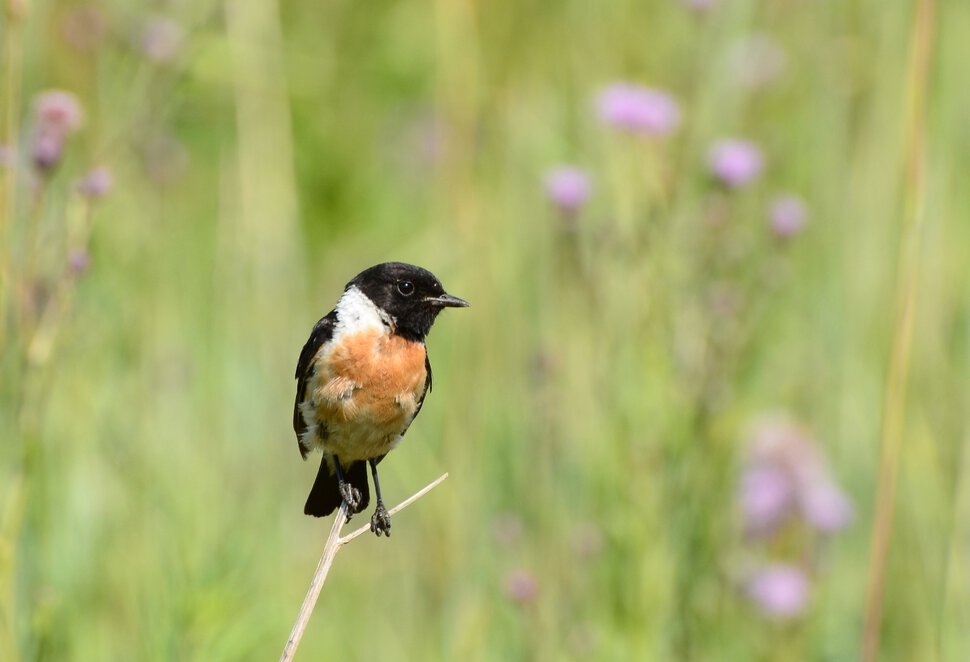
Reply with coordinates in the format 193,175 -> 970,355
397,281 -> 415,296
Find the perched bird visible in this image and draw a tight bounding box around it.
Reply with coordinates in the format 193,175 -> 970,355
293,262 -> 468,536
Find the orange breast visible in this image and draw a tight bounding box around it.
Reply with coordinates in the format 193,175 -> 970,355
312,329 -> 427,431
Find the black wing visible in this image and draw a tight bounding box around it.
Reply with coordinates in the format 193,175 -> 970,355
293,312 -> 336,458
401,351 -> 433,438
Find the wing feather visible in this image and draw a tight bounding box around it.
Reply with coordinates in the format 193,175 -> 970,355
399,350 -> 432,438
293,312 -> 336,457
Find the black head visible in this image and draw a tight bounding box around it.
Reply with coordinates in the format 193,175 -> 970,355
348,262 -> 468,341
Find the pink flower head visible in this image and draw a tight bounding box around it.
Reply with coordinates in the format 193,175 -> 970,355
708,139 -> 763,188
503,569 -> 538,604
34,90 -> 84,134
33,132 -> 65,172
78,167 -> 114,199
740,464 -> 795,538
31,90 -> 84,173
746,564 -> 810,619
69,249 -> 90,276
544,166 -> 591,213
769,195 -> 808,238
596,83 -> 681,136
800,480 -> 854,533
141,17 -> 184,63
741,417 -> 855,537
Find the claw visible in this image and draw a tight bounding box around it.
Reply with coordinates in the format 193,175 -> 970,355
370,502 -> 391,537
338,481 -> 362,517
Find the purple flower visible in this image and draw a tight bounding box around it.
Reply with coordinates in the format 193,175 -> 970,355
69,249 -> 90,276
33,132 -> 65,172
684,0 -> 718,10
78,167 -> 114,199
741,417 -> 855,537
800,480 -> 854,533
740,465 -> 795,538
708,139 -> 763,188
747,564 -> 810,619
141,17 -> 184,63
596,83 -> 681,136
32,90 -> 84,173
769,195 -> 808,238
34,90 -> 84,134
544,166 -> 591,213
503,569 -> 538,604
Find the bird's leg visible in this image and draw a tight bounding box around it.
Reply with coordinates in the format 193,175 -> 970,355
332,456 -> 361,519
369,459 -> 391,537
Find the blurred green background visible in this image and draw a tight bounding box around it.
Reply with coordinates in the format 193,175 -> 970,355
1,0 -> 969,659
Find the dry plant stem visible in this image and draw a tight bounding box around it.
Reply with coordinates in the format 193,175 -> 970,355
861,0 -> 935,659
339,472 -> 449,544
279,472 -> 448,662
279,502 -> 348,662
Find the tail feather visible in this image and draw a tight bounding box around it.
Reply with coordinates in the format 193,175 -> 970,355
304,456 -> 370,517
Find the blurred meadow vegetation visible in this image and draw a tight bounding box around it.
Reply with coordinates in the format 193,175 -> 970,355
1,0 -> 969,660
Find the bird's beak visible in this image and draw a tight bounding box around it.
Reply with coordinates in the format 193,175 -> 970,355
426,293 -> 470,308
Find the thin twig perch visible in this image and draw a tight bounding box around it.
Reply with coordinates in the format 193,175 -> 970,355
279,472 -> 448,662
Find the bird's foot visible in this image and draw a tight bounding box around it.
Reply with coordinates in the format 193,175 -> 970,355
370,501 -> 391,537
338,481 -> 362,519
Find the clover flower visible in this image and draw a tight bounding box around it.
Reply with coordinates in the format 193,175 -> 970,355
141,17 -> 184,63
31,90 -> 84,173
503,569 -> 539,604
746,564 -> 810,620
544,166 -> 591,214
739,418 -> 854,538
78,167 -> 114,200
769,195 -> 808,238
596,83 -> 681,136
708,139 -> 763,188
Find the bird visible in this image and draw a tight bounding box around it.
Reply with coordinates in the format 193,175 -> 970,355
293,262 -> 468,537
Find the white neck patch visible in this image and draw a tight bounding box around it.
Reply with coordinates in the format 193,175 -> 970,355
334,285 -> 393,337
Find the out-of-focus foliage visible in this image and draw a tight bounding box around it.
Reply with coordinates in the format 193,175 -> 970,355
1,0 -> 968,660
